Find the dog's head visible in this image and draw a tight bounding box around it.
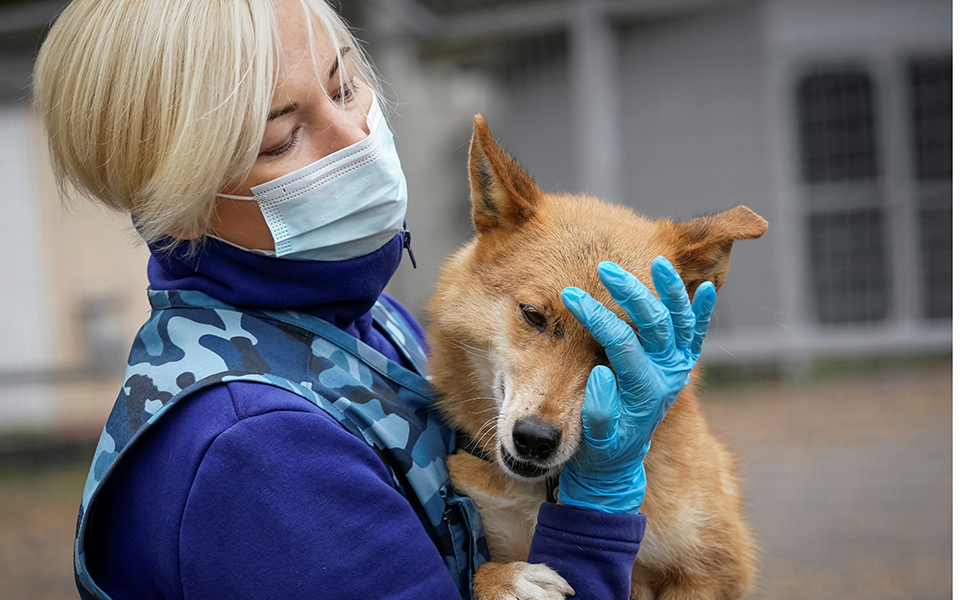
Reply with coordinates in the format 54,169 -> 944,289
427,114 -> 767,481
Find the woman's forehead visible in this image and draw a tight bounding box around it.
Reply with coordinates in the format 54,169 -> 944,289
273,0 -> 340,67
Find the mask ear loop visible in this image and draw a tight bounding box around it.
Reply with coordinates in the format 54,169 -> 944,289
215,192 -> 258,201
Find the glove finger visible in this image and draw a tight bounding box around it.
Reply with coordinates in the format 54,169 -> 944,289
596,262 -> 674,357
581,366 -> 620,448
562,287 -> 651,380
690,281 -> 716,358
650,257 -> 696,352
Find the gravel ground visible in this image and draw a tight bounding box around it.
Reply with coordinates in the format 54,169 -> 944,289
700,359 -> 952,600
0,360 -> 951,599
0,465 -> 85,600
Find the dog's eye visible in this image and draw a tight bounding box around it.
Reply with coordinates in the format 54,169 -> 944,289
520,304 -> 547,332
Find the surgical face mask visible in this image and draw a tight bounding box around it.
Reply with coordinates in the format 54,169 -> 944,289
216,99 -> 407,261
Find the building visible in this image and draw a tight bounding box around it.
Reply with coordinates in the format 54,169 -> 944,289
371,0 -> 952,372
0,0 -> 950,433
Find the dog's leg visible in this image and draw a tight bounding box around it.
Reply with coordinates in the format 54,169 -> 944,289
630,580 -> 657,600
474,561 -> 574,600
657,583 -> 727,600
448,451 -> 544,563
447,452 -> 574,599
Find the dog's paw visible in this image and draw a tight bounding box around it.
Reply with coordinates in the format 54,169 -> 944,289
474,561 -> 574,600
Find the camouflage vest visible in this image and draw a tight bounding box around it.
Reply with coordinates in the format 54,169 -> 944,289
74,289 -> 488,600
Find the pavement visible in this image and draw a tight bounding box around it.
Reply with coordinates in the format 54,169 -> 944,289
0,360 -> 951,599
700,359 -> 952,600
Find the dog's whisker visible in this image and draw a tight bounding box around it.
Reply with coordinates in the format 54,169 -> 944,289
476,421 -> 497,440
473,417 -> 501,451
475,416 -> 498,437
476,420 -> 498,446
453,341 -> 491,359
461,397 -> 497,410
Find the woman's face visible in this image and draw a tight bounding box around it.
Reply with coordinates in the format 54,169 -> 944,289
210,0 -> 373,251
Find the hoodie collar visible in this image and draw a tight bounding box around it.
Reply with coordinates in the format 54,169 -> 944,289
146,232 -> 405,333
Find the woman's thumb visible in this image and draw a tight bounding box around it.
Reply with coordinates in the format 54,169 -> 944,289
581,366 -> 620,448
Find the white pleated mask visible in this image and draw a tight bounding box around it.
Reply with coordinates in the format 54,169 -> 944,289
216,100 -> 407,261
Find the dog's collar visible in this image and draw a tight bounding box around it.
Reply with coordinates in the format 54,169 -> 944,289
454,430 -> 559,504
455,430 -> 494,462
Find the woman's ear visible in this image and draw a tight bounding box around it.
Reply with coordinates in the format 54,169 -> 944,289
468,114 -> 543,235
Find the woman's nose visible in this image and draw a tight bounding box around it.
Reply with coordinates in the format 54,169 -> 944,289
314,97 -> 371,157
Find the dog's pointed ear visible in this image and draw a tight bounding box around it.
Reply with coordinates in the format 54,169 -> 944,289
672,206 -> 768,294
468,114 -> 543,234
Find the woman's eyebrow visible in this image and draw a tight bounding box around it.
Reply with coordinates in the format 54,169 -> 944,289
267,103 -> 299,122
267,48 -> 352,120
328,46 -> 351,80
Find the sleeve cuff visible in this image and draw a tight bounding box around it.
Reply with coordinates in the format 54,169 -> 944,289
537,502 -> 646,545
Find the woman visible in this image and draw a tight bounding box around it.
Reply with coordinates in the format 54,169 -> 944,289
33,1 -> 716,599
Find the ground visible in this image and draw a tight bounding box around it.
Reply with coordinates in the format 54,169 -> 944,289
0,359 -> 951,599
700,358 -> 951,600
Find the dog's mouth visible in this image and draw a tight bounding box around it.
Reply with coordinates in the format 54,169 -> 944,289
499,446 -> 552,479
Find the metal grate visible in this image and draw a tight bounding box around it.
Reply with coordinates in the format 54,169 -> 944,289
798,70 -> 888,324
909,57 -> 951,181
798,71 -> 879,183
909,56 -> 952,320
917,206 -> 951,319
807,210 -> 889,323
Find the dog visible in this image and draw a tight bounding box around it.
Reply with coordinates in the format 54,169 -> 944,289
425,115 -> 766,600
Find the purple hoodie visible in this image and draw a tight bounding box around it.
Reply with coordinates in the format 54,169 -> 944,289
84,232 -> 644,599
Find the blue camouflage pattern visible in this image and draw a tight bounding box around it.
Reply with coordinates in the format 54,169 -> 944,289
75,289 -> 488,600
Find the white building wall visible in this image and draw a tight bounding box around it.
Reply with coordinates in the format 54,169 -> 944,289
381,0 -> 951,365
496,42 -> 576,197
755,0 -> 952,366
0,103 -> 56,427
618,1 -> 780,339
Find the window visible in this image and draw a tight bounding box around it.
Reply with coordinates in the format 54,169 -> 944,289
799,72 -> 879,183
796,58 -> 952,325
909,57 -> 952,320
797,70 -> 888,323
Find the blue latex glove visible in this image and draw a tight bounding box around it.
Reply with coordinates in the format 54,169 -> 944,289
558,257 -> 717,513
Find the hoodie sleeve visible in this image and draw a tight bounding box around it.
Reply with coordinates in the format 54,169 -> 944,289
178,390 -> 464,600
528,502 -> 645,599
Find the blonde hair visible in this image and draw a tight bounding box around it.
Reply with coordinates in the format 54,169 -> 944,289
33,0 -> 380,246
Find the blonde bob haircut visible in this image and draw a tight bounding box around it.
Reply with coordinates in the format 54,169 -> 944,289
33,0 -> 380,246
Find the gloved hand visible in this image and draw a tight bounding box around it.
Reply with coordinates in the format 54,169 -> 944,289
558,257 -> 716,513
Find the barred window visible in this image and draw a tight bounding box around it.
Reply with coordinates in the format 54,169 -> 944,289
910,57 -> 952,181
807,210 -> 889,323
797,70 -> 888,324
909,56 -> 952,319
798,72 -> 879,183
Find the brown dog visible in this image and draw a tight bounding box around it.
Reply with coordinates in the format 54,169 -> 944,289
426,115 -> 766,600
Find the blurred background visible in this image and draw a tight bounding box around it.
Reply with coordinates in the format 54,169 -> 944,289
0,0 -> 951,598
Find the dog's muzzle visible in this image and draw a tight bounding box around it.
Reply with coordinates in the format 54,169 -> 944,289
499,446 -> 552,478
512,416 -> 561,461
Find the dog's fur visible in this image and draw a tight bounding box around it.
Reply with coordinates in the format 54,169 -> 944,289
426,115 -> 766,600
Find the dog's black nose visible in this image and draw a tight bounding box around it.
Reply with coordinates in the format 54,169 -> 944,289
512,417 -> 561,461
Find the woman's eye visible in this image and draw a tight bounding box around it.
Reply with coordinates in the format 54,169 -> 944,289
331,77 -> 357,103
260,129 -> 301,157
520,304 -> 547,332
